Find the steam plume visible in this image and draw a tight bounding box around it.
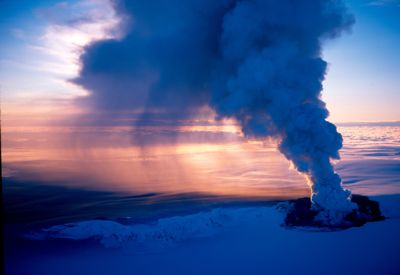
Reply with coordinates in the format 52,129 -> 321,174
75,0 -> 356,224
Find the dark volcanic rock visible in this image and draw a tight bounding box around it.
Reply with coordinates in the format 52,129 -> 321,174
282,194 -> 385,229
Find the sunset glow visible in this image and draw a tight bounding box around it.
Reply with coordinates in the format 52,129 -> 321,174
2,1 -> 400,274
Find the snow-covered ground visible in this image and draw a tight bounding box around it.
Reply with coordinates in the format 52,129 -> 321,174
8,194 -> 399,275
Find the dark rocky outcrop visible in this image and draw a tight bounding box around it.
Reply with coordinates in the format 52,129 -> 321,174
282,194 -> 385,230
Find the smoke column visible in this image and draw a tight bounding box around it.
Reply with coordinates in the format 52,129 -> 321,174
210,1 -> 357,224
75,0 -> 356,225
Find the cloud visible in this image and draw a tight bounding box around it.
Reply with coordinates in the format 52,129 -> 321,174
1,0 -> 125,115
33,0 -> 123,80
74,0 -> 357,223
368,0 -> 400,7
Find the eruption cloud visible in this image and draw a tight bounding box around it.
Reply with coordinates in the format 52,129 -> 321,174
75,0 -> 356,224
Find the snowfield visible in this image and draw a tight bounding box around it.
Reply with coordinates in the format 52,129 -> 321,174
19,194 -> 400,275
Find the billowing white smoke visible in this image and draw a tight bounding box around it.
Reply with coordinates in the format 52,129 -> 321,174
75,0 -> 357,224
210,0 -> 357,224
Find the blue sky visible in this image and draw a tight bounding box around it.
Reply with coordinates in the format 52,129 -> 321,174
1,0 -> 399,122
323,0 -> 400,122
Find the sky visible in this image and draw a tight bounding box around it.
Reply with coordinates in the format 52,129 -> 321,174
0,0 -> 399,126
